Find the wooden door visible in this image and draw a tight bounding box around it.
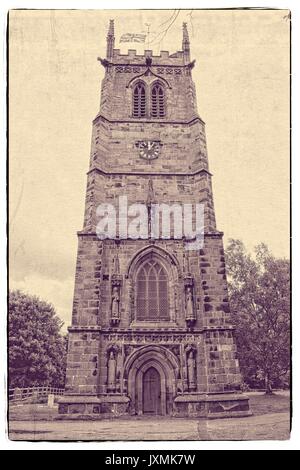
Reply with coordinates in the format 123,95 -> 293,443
143,367 -> 161,415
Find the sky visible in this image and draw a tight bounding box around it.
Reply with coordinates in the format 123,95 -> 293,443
9,9 -> 290,330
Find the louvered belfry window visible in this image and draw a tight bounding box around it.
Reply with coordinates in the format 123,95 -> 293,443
151,83 -> 165,118
136,259 -> 169,321
133,82 -> 146,117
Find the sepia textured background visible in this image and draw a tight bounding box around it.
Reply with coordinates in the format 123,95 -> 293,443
9,9 -> 290,330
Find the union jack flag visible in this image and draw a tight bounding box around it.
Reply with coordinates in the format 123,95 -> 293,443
120,33 -> 146,43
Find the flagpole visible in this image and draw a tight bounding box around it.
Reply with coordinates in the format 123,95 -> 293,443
145,23 -> 150,49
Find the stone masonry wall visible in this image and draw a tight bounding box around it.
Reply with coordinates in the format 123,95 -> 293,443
83,171 -> 217,235
89,118 -> 208,174
65,329 -> 100,395
63,37 -> 244,406
98,49 -> 198,123
65,228 -> 242,396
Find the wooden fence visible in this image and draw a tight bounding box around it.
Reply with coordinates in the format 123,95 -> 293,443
8,386 -> 64,404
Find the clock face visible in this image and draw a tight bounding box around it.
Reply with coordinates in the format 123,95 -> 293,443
137,140 -> 161,160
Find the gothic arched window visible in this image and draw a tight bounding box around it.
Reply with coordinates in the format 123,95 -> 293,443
133,82 -> 146,117
151,83 -> 165,118
136,259 -> 169,321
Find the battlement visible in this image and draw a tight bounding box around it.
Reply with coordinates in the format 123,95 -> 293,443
105,20 -> 191,64
110,48 -> 185,66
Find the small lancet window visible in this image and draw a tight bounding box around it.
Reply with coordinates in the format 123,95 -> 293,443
133,82 -> 146,117
151,83 -> 165,118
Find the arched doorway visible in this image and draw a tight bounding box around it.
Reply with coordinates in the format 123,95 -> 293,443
125,345 -> 179,416
143,367 -> 161,415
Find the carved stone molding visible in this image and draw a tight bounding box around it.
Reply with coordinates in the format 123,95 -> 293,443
102,332 -> 201,343
112,64 -> 184,77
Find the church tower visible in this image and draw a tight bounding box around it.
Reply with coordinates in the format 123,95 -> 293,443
59,21 -> 251,418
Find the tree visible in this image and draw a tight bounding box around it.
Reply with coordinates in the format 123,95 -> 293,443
8,290 -> 68,388
225,240 -> 290,393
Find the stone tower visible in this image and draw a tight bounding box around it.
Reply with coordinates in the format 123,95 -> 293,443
59,21 -> 251,418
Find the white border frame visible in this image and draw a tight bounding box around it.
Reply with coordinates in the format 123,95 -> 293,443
2,0 -> 299,450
